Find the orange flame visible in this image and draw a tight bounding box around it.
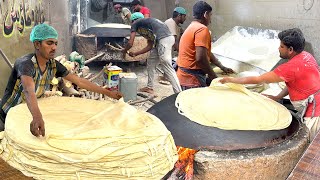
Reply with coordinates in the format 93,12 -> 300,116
173,146 -> 197,180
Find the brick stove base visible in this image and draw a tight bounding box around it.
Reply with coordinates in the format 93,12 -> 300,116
193,125 -> 309,180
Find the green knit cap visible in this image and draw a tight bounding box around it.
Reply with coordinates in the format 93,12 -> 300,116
30,23 -> 58,42
130,12 -> 144,21
174,7 -> 187,15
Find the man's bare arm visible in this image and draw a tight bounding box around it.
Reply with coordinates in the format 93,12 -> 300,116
210,53 -> 234,74
196,46 -> 217,80
21,75 -> 45,137
64,74 -> 122,100
129,40 -> 153,56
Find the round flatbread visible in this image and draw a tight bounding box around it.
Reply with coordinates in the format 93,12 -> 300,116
0,97 -> 177,179
175,79 -> 291,131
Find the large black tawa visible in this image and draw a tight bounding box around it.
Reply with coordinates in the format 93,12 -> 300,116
147,93 -> 300,151
81,26 -> 131,37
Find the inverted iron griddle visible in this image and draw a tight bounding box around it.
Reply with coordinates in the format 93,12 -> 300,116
147,93 -> 300,151
81,27 -> 131,37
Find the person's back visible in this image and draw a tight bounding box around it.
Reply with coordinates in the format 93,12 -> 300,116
164,17 -> 181,68
121,7 -> 131,24
164,18 -> 180,38
114,4 -> 131,25
131,18 -> 172,42
177,21 -> 211,87
131,0 -> 150,17
125,12 -> 181,94
178,21 -> 210,69
140,6 -> 150,17
164,7 -> 187,43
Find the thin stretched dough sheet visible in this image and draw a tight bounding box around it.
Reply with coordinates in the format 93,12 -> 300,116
0,97 -> 177,179
175,78 -> 291,130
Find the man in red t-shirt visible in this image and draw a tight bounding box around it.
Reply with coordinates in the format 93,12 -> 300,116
131,0 -> 150,18
220,28 -> 320,140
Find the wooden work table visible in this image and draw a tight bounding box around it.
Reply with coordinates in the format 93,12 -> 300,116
287,131 -> 320,179
0,158 -> 32,179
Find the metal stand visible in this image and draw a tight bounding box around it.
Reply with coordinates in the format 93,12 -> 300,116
0,49 -> 13,69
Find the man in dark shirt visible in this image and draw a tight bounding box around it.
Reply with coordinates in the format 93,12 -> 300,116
123,12 -> 181,94
0,23 -> 122,136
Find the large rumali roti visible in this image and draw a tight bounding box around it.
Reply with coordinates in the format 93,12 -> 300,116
0,97 -> 177,179
175,79 -> 292,131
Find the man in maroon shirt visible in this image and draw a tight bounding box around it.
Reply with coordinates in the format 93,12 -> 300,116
131,0 -> 150,18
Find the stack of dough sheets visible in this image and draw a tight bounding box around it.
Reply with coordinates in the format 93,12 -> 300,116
0,97 -> 177,179
175,79 -> 292,131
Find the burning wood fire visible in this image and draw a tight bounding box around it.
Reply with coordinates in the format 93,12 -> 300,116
166,146 -> 197,180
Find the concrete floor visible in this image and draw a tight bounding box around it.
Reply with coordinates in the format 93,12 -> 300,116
87,61 -> 175,111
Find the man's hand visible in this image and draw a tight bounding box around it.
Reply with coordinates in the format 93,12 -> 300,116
128,51 -> 136,57
219,77 -> 234,84
30,117 -> 45,137
262,94 -> 281,101
221,67 -> 235,74
21,75 -> 45,137
108,91 -> 123,100
122,50 -> 128,59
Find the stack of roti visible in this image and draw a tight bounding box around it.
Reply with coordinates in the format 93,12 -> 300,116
0,97 -> 177,179
175,79 -> 292,131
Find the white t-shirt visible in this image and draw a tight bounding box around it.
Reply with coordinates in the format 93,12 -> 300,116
164,18 -> 181,38
120,7 -> 131,25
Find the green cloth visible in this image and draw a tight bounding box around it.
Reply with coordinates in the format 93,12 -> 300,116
130,12 -> 144,21
30,24 -> 58,42
174,7 -> 187,15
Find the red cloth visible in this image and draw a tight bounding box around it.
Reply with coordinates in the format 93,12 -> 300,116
140,6 -> 150,17
273,51 -> 320,117
177,21 -> 211,87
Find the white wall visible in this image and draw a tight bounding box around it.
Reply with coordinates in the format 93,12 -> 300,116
0,0 -> 74,96
169,0 -> 320,63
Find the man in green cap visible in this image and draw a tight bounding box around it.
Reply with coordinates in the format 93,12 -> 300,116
159,7 -> 187,84
129,12 -> 144,22
164,7 -> 187,52
123,12 -> 182,94
156,7 -> 187,84
0,23 -> 122,136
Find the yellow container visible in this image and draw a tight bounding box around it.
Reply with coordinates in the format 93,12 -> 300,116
103,66 -> 122,91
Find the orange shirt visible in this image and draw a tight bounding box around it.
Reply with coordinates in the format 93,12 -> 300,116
177,21 -> 211,87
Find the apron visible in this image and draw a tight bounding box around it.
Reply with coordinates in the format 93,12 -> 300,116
178,67 -> 207,87
290,89 -> 320,123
